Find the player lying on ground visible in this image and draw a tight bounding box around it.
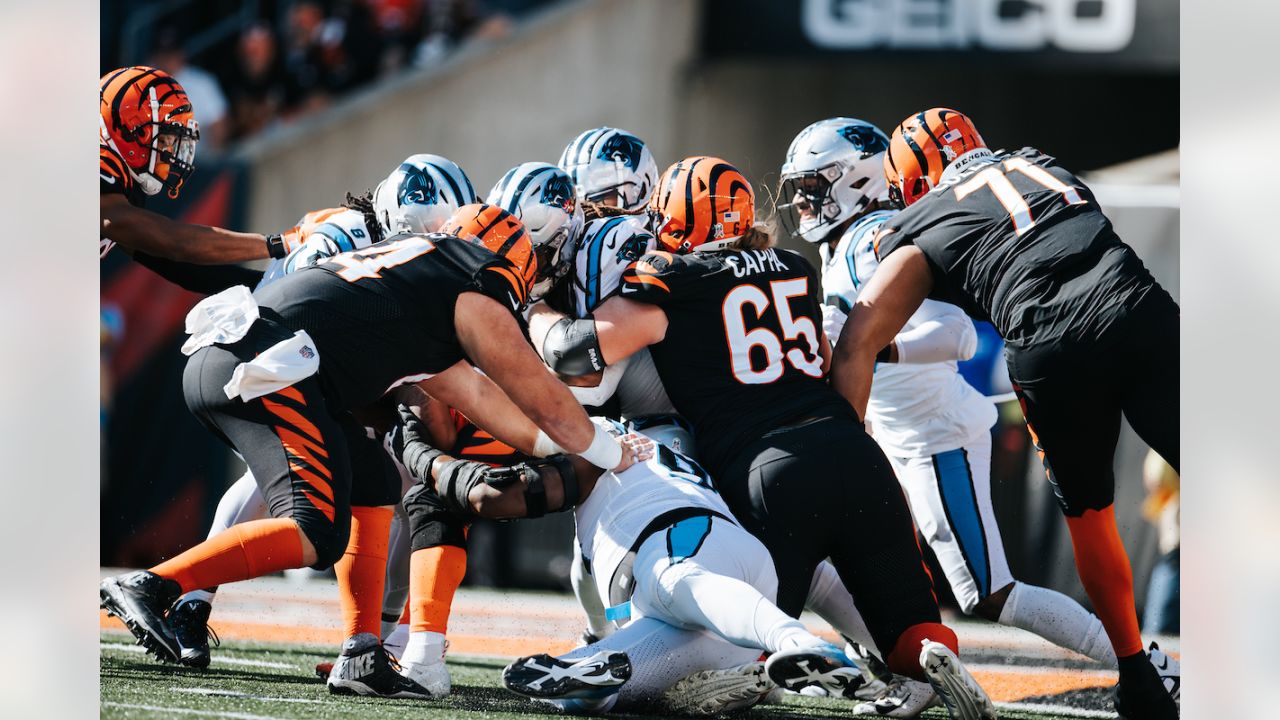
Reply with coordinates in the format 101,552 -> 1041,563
100,66 -> 295,292
100,205 -> 651,700
779,116 -> 1132,716
165,153 -> 479,671
831,108 -> 1179,720
395,412 -> 993,718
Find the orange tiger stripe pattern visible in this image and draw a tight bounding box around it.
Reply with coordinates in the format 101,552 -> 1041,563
885,108 -> 986,207
441,203 -> 537,306
649,156 -> 755,253
262,390 -> 337,521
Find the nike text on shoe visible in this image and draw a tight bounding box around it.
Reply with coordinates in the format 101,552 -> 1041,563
503,651 -> 631,700
100,571 -> 182,663
660,661 -> 774,716
919,640 -> 997,720
326,632 -> 433,699
169,599 -> 219,669
1147,642 -> 1180,703
765,642 -> 865,699
852,675 -> 941,717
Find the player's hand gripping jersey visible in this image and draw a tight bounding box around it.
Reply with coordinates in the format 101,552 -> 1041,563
258,208 -> 378,288
620,248 -> 848,474
875,148 -> 1164,350
253,233 -> 528,411
823,210 -> 994,456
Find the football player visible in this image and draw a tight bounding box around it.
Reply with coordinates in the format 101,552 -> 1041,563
530,156 -> 997,719
558,126 -> 658,216
166,154 -> 478,674
100,67 -> 292,290
830,108 -> 1179,719
100,204 -> 649,696
779,117 -> 1119,714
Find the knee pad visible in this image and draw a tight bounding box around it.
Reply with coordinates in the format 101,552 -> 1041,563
403,481 -> 468,550
516,455 -> 579,519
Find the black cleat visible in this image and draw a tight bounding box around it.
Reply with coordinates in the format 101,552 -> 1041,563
1115,649 -> 1179,720
169,599 -> 220,669
503,651 -> 631,700
326,632 -> 433,699
100,571 -> 182,663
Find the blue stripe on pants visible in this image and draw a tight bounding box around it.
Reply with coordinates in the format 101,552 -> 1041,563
933,448 -> 991,597
666,516 -> 713,566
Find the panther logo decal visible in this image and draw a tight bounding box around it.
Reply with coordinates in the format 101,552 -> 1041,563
598,133 -> 644,171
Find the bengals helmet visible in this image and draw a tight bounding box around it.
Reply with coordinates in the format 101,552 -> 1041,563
885,108 -> 987,207
100,66 -> 200,199
649,156 -> 754,253
441,203 -> 537,306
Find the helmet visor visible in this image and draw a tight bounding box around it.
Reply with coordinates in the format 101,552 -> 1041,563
778,168 -> 838,243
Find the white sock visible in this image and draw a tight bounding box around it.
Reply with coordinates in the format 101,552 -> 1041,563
998,581 -> 1117,668
805,560 -> 876,649
401,630 -> 448,668
178,588 -> 216,606
383,623 -> 410,659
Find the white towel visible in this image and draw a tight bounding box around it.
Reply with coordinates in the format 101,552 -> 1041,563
181,285 -> 260,356
222,330 -> 321,402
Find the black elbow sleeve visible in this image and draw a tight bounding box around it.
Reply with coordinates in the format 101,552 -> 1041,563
541,317 -> 606,376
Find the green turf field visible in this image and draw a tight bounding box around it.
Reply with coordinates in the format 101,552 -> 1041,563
101,630 -> 1096,719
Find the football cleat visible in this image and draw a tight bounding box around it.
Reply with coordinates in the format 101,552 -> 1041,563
399,634 -> 452,698
169,599 -> 219,669
314,661 -> 334,680
918,641 -> 996,720
659,660 -> 774,716
326,632 -> 433,699
503,651 -> 631,700
847,641 -> 892,700
100,571 -> 182,663
1147,642 -> 1180,703
1113,646 -> 1178,720
852,676 -> 941,717
765,642 -> 865,699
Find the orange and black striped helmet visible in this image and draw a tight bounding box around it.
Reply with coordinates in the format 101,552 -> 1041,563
441,203 -> 537,306
649,156 -> 755,253
885,108 -> 986,207
100,66 -> 200,199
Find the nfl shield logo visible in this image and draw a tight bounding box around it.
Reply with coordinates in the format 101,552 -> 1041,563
299,345 -> 315,359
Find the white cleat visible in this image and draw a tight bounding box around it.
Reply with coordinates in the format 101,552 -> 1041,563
1147,642 -> 1180,703
852,676 -> 941,717
919,641 -> 997,720
400,656 -> 452,699
660,661 -> 774,716
847,641 -> 892,701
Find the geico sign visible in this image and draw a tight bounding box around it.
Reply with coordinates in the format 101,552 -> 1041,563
802,0 -> 1136,52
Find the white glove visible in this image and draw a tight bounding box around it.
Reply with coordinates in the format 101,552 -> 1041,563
821,303 -> 848,345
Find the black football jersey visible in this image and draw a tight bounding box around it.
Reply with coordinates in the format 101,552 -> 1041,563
100,143 -> 148,259
875,148 -> 1167,349
254,233 -> 528,411
619,247 -> 851,475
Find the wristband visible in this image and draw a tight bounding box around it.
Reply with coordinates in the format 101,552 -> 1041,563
266,234 -> 288,259
532,429 -> 566,458
580,424 -> 624,470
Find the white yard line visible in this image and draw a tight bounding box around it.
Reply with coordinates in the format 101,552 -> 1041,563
100,642 -> 297,669
171,688 -> 326,705
101,702 -> 285,720
997,701 -> 1118,718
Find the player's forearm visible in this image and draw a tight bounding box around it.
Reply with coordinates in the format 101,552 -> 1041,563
830,339 -> 876,420
105,207 -> 271,264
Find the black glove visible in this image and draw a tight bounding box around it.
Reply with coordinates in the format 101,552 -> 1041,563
396,403 -> 444,482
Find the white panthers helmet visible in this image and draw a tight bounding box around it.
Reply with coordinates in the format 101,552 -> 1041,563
373,154 -> 477,236
486,162 -> 584,302
779,118 -> 891,244
557,127 -> 658,211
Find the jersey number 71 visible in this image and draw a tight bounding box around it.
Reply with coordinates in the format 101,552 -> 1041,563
954,157 -> 1086,236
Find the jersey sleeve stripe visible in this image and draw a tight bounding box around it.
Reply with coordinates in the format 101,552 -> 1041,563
623,273 -> 669,292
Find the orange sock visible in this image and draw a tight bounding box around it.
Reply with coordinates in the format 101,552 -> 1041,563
399,597 -> 411,625
151,518 -> 304,593
410,545 -> 467,634
1066,505 -> 1143,658
886,622 -> 959,682
335,506 -> 394,639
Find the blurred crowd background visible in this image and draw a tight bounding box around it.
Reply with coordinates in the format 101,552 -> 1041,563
101,0 -> 1179,634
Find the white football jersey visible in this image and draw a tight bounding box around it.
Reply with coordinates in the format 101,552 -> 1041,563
822,210 -> 995,457
575,435 -> 733,610
257,207 -> 376,289
568,215 -> 676,418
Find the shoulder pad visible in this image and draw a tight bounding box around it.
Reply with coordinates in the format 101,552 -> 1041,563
619,250 -> 682,303
99,144 -> 132,196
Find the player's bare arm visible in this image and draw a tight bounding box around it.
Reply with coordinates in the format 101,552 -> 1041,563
416,359 -> 548,456
101,193 -> 274,264
453,291 -> 649,470
830,244 -> 933,418
591,296 -> 668,365
525,301 -> 605,387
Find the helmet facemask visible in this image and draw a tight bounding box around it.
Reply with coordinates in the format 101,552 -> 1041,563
151,120 -> 200,199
